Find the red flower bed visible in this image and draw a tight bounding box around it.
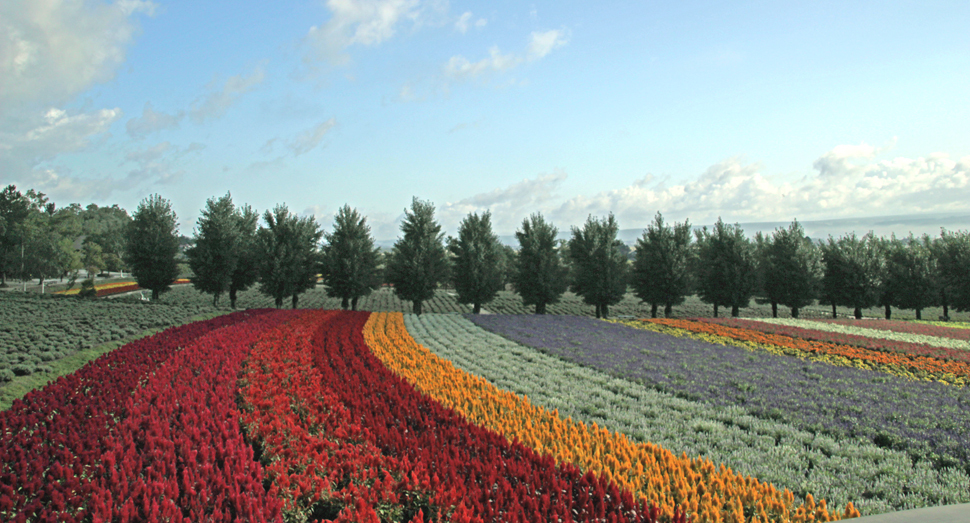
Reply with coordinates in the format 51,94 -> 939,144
238,310 -> 471,522
89,309 -> 295,522
809,318 -> 970,341
96,283 -> 141,297
309,311 -> 676,523
698,318 -> 970,364
0,310 -> 270,522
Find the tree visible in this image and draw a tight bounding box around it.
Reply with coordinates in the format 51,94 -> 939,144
762,220 -> 823,318
751,232 -> 780,317
256,205 -> 322,308
511,213 -> 568,314
930,229 -> 970,319
124,194 -> 180,301
385,198 -> 449,315
882,234 -> 939,320
187,193 -> 245,307
631,212 -> 693,318
693,218 -> 756,317
83,242 -> 105,278
228,205 -> 260,309
0,185 -> 30,286
320,205 -> 382,311
449,211 -> 505,314
567,213 -> 629,318
80,203 -> 131,271
820,232 -> 884,319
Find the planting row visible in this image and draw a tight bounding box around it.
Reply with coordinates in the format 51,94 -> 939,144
0,309 -> 283,521
675,318 -> 970,384
748,318 -> 970,352
372,312 -> 852,522
405,313 -> 967,516
0,291 -> 212,380
467,314 -> 970,474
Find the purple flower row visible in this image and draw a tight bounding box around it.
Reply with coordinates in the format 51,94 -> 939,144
466,314 -> 970,473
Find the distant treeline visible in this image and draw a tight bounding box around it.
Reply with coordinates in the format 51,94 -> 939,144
2,184 -> 967,320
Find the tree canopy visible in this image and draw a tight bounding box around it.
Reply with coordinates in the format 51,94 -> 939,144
762,219 -> 823,318
693,218 -> 756,317
449,210 -> 505,314
820,232 -> 884,319
124,194 -> 181,301
386,197 -> 449,314
631,212 -> 693,318
320,205 -> 382,310
567,213 -> 629,318
186,193 -> 259,308
511,213 -> 568,314
256,204 -> 322,309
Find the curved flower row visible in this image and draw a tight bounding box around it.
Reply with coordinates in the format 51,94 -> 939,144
56,278 -> 191,296
366,312 -> 855,523
321,311 -> 679,523
0,310 -> 274,522
747,318 -> 970,352
88,309 -> 292,522
810,319 -> 970,341
646,318 -> 970,386
237,309 -> 473,522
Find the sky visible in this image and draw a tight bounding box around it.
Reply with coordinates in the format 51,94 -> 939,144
2,0 -> 969,242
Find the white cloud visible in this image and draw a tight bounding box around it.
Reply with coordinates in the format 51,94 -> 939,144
189,66 -> 266,123
288,118 -> 337,156
455,11 -> 486,33
305,0 -> 422,65
0,107 -> 122,176
124,141 -> 172,163
436,170 -> 568,233
526,29 -> 569,60
443,28 -> 569,82
126,102 -> 184,138
0,0 -> 156,113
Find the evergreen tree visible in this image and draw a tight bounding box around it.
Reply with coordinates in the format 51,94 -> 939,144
0,185 -> 30,286
751,231 -> 781,317
693,218 -> 756,317
631,212 -> 693,318
567,213 -> 629,318
186,193 -> 252,307
256,205 -> 322,309
124,194 -> 180,301
228,205 -> 260,309
930,229 -> 970,319
320,205 -> 381,311
820,232 -> 884,319
763,220 -> 822,318
386,198 -> 449,315
449,210 -> 504,314
511,213 -> 568,314
882,234 -> 939,320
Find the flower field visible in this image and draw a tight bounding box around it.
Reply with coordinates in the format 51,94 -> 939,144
55,278 -> 191,297
8,308 -> 918,522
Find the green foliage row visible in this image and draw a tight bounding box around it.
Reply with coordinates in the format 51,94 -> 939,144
0,291 -> 213,381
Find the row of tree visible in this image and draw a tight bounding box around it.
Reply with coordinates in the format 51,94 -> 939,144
3,183 -> 970,320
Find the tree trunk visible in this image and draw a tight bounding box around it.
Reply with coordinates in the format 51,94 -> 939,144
831,303 -> 837,318
151,288 -> 160,301
713,304 -> 719,318
275,296 -> 283,308
473,303 -> 481,314
771,301 -> 778,318
731,304 -> 739,317
915,308 -> 922,320
413,300 -> 423,315
650,303 -> 658,318
351,296 -> 359,311
1,272 -> 5,287
884,304 -> 891,320
230,288 -> 238,309
341,296 -> 349,310
292,294 -> 299,309
595,304 -> 601,319
854,307 -> 862,319
791,307 -> 799,318
602,303 -> 609,319
536,302 -> 546,315
664,303 -> 673,318
213,294 -> 219,307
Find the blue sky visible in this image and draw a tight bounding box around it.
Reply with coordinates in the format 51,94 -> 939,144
2,0 -> 969,241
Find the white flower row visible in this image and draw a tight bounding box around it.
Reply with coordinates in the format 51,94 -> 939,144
746,318 -> 970,351
402,313 -> 970,517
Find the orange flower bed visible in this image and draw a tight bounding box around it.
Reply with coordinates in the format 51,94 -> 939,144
363,312 -> 858,523
642,319 -> 970,386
